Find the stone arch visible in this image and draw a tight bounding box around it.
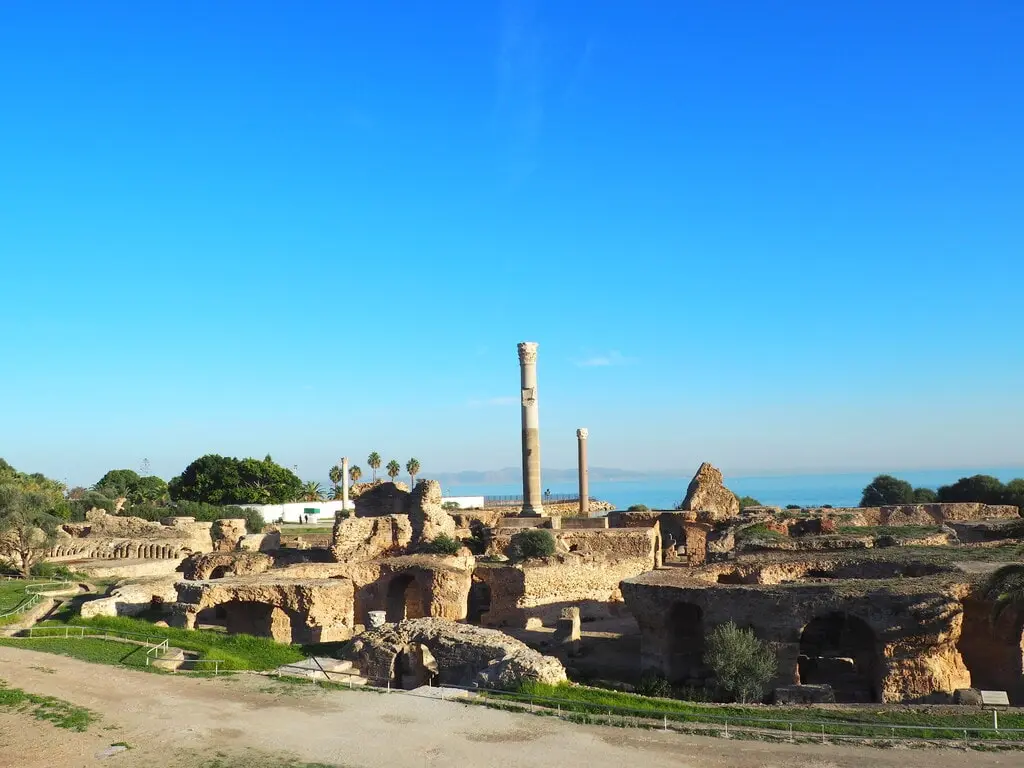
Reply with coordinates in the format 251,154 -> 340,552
667,602 -> 706,683
208,565 -> 231,580
386,573 -> 426,623
798,612 -> 881,702
196,600 -> 297,643
466,578 -> 492,624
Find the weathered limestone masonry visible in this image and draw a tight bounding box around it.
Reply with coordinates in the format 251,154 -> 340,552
171,575 -> 355,644
180,551 -> 274,580
621,550 -> 1024,704
211,519 -> 248,552
344,617 -> 567,688
49,511 -> 214,561
518,341 -> 544,516
679,462 -> 740,522
334,555 -> 475,625
476,528 -> 659,627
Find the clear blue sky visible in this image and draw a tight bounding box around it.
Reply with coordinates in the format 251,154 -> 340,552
2,1 -> 1022,487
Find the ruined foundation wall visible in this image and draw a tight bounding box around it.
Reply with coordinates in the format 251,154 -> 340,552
49,511 -> 214,561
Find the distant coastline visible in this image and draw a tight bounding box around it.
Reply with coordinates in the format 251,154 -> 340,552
427,466 -> 1024,511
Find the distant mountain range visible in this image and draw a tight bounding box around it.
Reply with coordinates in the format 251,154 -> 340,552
429,467 -> 681,485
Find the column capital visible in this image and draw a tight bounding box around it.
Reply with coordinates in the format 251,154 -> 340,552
517,341 -> 539,364
576,428 -> 589,440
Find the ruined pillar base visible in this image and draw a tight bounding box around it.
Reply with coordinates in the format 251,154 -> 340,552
519,505 -> 546,518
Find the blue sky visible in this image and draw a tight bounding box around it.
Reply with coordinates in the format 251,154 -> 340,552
1,2 -> 1022,487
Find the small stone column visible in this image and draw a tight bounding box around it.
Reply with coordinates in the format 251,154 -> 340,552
341,456 -> 350,510
576,428 -> 590,516
518,341 -> 544,516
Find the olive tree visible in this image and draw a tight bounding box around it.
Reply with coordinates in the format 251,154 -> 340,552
0,484 -> 62,577
703,621 -> 777,703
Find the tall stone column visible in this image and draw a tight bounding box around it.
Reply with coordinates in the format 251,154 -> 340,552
341,457 -> 350,510
518,342 -> 544,516
576,428 -> 590,516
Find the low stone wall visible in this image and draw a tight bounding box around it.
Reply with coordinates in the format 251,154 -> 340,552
180,551 -> 274,580
80,577 -> 179,619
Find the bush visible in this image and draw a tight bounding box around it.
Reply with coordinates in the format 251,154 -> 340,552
128,501 -> 263,534
860,474 -> 915,507
421,534 -> 462,555
441,501 -> 461,511
636,674 -> 673,698
508,529 -> 556,560
703,622 -> 776,703
627,504 -> 650,512
736,496 -> 761,510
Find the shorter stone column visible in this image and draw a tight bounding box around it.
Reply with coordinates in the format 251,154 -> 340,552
576,428 -> 590,516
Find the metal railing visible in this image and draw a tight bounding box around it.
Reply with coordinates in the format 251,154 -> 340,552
484,494 -> 580,507
18,624 -> 226,674
0,580 -> 72,619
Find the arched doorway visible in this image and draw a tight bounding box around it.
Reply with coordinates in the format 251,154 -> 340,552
197,600 -> 296,643
466,579 -> 492,624
799,612 -> 881,702
668,602 -> 705,683
208,565 -> 231,579
386,574 -> 425,622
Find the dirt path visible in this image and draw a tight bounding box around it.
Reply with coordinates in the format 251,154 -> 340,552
0,645 -> 1018,768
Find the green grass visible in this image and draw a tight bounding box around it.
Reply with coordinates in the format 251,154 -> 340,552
25,615 -> 306,671
0,578 -> 62,625
492,682 -> 1024,741
736,524 -> 788,542
0,681 -> 97,731
837,525 -> 944,538
0,637 -> 154,668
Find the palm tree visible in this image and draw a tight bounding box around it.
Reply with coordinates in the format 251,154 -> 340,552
386,459 -> 401,483
349,465 -> 362,485
367,452 -> 381,482
328,464 -> 342,495
406,458 -> 421,487
300,481 -> 324,502
330,485 -> 346,500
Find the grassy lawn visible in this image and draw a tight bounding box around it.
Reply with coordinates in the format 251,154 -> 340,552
0,578 -> 62,626
0,681 -> 97,731
17,615 -> 306,671
491,682 -> 1024,741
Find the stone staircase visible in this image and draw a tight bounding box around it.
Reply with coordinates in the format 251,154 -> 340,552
272,656 -> 370,686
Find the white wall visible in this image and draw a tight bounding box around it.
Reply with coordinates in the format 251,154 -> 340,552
246,500 -> 351,524
247,495 -> 485,522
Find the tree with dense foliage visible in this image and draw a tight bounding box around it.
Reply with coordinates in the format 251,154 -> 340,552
367,452 -> 381,482
406,458 -> 421,487
95,469 -> 168,506
703,621 -> 777,703
168,454 -> 302,505
300,481 -> 324,502
937,474 -> 1007,505
508,529 -> 556,560
0,459 -> 65,506
627,504 -> 650,511
859,474 -> 915,507
386,459 -> 401,482
913,487 -> 938,503
0,484 -> 62,577
737,496 -> 762,510
349,465 -> 362,485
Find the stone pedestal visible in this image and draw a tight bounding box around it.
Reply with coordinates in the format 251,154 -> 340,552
576,428 -> 589,516
518,342 -> 545,516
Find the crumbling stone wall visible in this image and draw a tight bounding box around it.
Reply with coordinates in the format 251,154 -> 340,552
344,617 -> 567,688
49,511 -> 214,561
331,515 -> 412,562
179,551 -> 274,580
171,576 -> 355,644
211,519 -> 248,552
621,567 -> 974,703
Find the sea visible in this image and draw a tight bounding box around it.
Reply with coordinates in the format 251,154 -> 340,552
437,467 -> 1024,511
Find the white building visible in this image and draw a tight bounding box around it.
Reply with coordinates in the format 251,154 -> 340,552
245,495 -> 485,524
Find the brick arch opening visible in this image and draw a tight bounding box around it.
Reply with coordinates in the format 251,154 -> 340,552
466,578 -> 492,624
798,612 -> 881,702
208,565 -> 231,580
386,573 -> 426,622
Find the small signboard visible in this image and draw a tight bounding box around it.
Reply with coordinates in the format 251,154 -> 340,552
304,508 -> 320,517
979,690 -> 1010,707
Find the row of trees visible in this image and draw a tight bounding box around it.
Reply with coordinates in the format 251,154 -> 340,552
363,453 -> 421,486
859,473 -> 1024,509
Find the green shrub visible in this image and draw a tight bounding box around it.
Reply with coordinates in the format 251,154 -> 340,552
421,534 -> 462,555
636,674 -> 672,698
627,504 -> 650,512
508,529 -> 556,560
736,496 -> 761,510
441,501 -> 461,511
703,621 -> 776,703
